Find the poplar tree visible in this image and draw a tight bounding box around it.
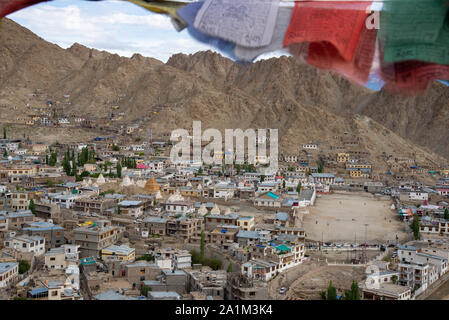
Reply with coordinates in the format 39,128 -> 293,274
411,213 -> 420,240
327,281 -> 337,300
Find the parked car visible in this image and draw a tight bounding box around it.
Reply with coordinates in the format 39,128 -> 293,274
279,287 -> 287,294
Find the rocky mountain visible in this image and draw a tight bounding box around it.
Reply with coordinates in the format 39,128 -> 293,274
0,18 -> 448,165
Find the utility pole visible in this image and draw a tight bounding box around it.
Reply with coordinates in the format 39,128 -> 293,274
362,224 -> 368,263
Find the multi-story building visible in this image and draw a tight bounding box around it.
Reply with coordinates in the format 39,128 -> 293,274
153,248 -> 192,270
242,238 -> 305,282
337,153 -> 350,163
205,214 -> 239,231
74,220 -> 122,258
186,269 -> 227,299
22,221 -> 64,249
166,217 -> 203,242
361,283 -> 412,300
0,210 -> 35,230
400,191 -> 429,202
254,192 -> 282,208
125,261 -> 160,288
101,245 -> 135,262
44,244 -> 80,269
309,173 -> 336,185
397,245 -> 448,293
4,235 -> 45,256
237,216 -> 255,231
210,225 -> 240,248
143,216 -> 167,236
0,262 -> 19,288
73,198 -> 115,214
117,200 -> 145,218
5,192 -> 31,211
164,201 -> 194,214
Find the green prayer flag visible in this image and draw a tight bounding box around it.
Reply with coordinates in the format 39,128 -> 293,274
380,0 -> 449,65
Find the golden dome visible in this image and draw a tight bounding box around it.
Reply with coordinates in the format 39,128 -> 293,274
144,177 -> 159,193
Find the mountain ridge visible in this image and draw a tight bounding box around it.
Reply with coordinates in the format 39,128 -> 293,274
0,18 -> 448,166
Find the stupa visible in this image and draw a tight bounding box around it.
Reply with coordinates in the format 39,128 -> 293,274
120,175 -> 133,187
167,190 -> 184,202
136,179 -> 146,188
144,177 -> 160,194
211,204 -> 221,215
96,174 -> 105,185
197,203 -> 208,216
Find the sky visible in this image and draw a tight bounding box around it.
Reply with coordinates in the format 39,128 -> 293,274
9,0 -> 215,62
8,0 -> 284,63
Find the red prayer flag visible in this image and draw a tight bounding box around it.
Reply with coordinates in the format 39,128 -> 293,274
307,25 -> 377,84
0,0 -> 48,18
284,1 -> 372,62
382,60 -> 449,94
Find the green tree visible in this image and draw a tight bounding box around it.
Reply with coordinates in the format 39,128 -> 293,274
348,281 -> 360,300
189,250 -> 222,270
29,199 -> 35,214
282,180 -> 286,189
411,213 -> 420,240
112,144 -> 120,151
3,127 -> 6,139
88,149 -> 96,163
116,162 -> 122,178
79,147 -> 89,166
62,155 -> 71,176
117,205 -> 121,215
260,175 -> 265,182
327,280 -> 337,300
320,291 -> 327,300
18,260 -> 30,274
344,290 -> 352,300
80,171 -> 90,178
392,275 -> 397,284
296,182 -> 302,194
140,285 -> 152,297
71,160 -> 77,176
227,263 -> 233,273
49,151 -> 57,166
136,254 -> 154,261
317,160 -> 324,173
445,208 -> 449,221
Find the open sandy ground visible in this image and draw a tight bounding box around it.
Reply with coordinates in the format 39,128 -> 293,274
303,191 -> 408,243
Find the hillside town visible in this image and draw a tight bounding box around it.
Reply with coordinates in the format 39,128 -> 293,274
0,123 -> 448,301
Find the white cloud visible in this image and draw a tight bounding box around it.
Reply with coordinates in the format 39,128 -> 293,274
9,2 -> 202,62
